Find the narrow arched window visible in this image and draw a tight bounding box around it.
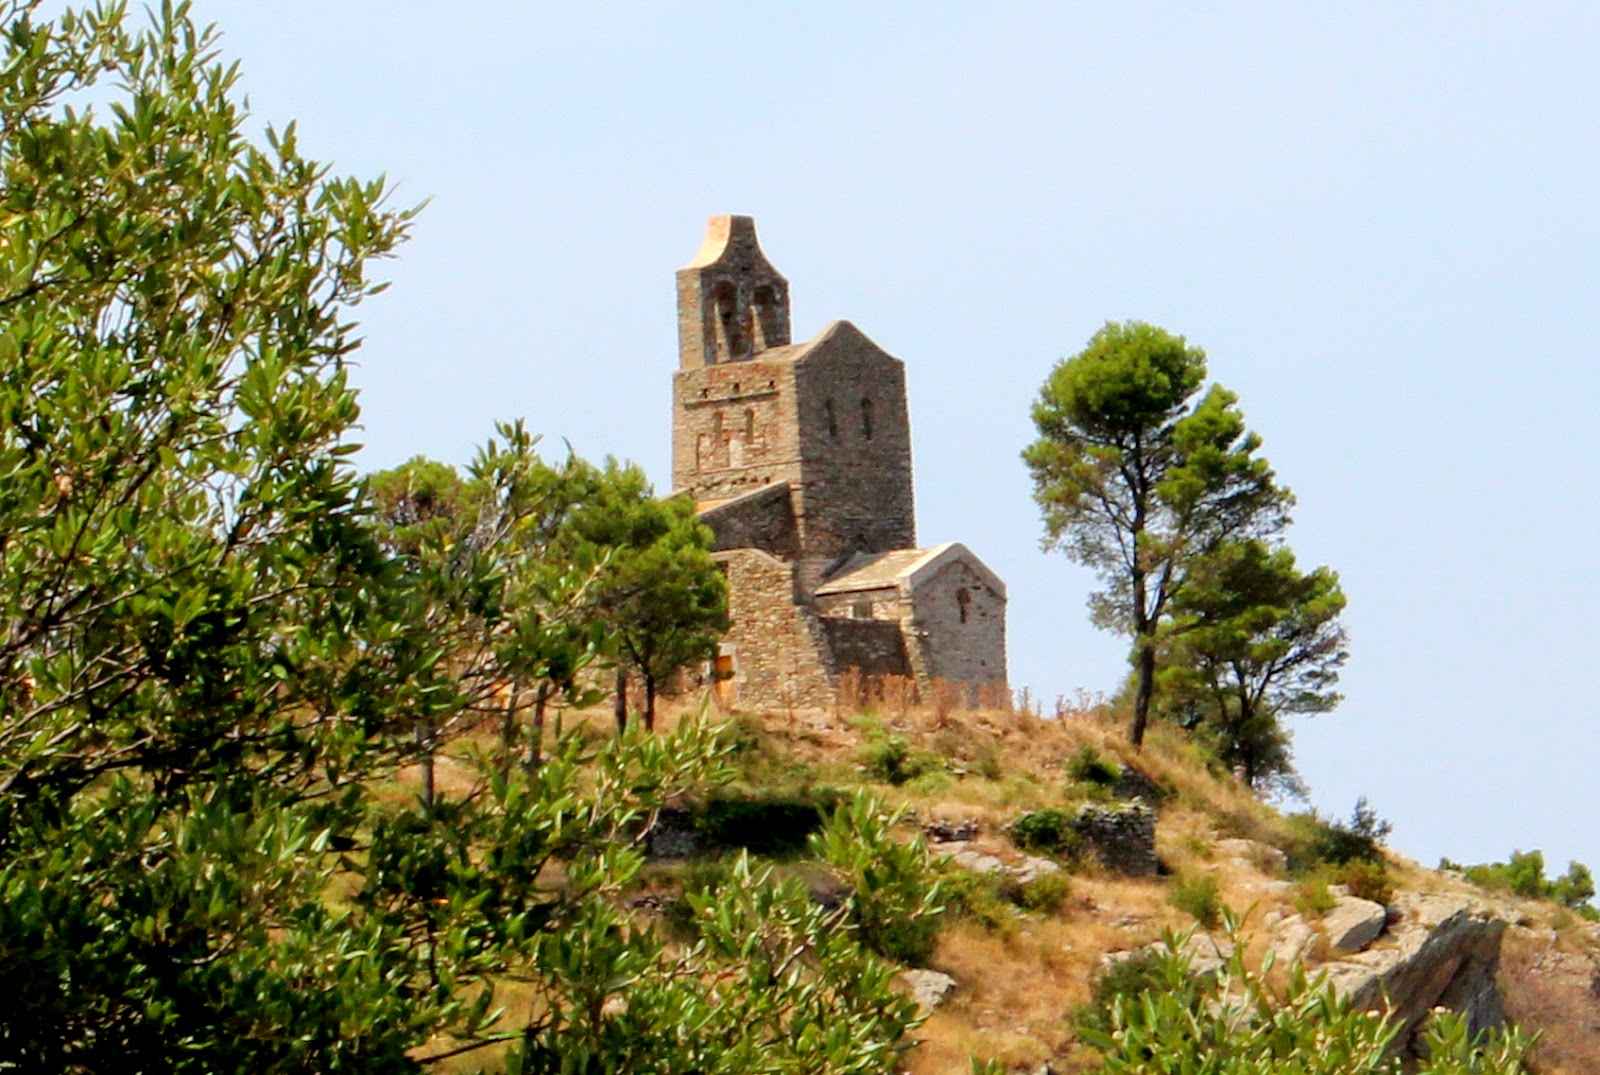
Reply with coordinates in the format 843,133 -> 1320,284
824,399 -> 838,438
744,407 -> 755,440
860,397 -> 874,440
956,587 -> 971,625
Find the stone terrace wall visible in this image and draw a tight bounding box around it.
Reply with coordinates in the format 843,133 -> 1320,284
716,547 -> 833,711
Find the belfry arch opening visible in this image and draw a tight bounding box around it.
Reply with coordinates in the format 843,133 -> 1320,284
712,281 -> 747,360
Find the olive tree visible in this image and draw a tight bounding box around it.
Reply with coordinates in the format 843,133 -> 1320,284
0,5 -> 930,1071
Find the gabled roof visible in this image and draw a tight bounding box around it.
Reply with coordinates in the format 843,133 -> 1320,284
815,542 -> 1007,600
720,319 -> 883,369
692,480 -> 791,520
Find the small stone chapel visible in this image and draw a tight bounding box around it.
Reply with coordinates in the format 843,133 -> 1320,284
669,216 -> 1006,710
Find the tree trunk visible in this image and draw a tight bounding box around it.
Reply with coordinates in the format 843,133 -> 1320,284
499,679 -> 520,778
417,722 -> 436,809
1129,635 -> 1155,749
526,682 -> 550,771
643,672 -> 656,733
614,667 -> 628,735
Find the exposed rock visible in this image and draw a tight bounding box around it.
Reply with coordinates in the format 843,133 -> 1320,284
1323,893 -> 1507,1055
897,968 -> 957,1013
1270,916 -> 1317,966
945,844 -> 1007,875
941,842 -> 1062,887
1324,896 -> 1388,954
1216,838 -> 1288,875
1014,855 -> 1063,885
1071,802 -> 1158,877
923,816 -> 980,843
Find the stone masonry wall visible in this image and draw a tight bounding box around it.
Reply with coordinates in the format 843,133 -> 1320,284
791,324 -> 915,594
672,357 -> 799,502
700,484 -> 799,561
813,584 -> 902,622
819,618 -> 911,679
906,559 -> 1006,687
716,547 -> 834,711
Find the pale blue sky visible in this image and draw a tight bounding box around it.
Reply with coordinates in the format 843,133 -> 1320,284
199,2 -> 1600,877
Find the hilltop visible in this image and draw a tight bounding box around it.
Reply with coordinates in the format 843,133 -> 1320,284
501,690 -> 1600,1075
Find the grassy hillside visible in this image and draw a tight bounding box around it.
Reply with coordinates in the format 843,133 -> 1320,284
414,687 -> 1600,1075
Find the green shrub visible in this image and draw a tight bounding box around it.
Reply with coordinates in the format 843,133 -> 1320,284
1008,808 -> 1081,859
941,870 -> 1019,934
1448,849 -> 1599,913
905,768 -> 955,796
810,793 -> 944,966
1067,744 -> 1121,788
859,733 -> 940,786
1015,872 -> 1072,914
1293,877 -> 1335,917
973,743 -> 1003,781
1168,873 -> 1224,929
698,790 -> 841,855
1335,859 -> 1395,906
1075,947 -> 1202,1040
1284,799 -> 1390,875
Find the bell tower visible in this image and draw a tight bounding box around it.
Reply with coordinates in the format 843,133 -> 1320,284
676,215 -> 790,368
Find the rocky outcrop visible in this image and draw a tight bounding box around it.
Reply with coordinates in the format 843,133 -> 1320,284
1324,896 -> 1388,954
1323,893 -> 1507,1054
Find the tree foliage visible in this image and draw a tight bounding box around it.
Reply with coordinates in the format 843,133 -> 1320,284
1024,322 -> 1291,746
1159,538 -> 1348,790
0,5 -> 923,1071
564,460 -> 728,731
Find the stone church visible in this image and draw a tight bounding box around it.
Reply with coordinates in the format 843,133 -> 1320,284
670,216 -> 1006,710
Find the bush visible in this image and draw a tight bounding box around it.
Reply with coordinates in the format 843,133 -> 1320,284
1067,744 -> 1121,788
1075,947 -> 1203,1040
1168,873 -> 1224,929
810,793 -> 944,966
1293,877 -> 1336,917
1284,799 -> 1391,875
1008,808 -> 1082,859
941,871 -> 1019,935
1015,871 -> 1072,914
1447,849 -> 1599,913
859,733 -> 940,786
1335,859 -> 1395,906
698,790 -> 842,855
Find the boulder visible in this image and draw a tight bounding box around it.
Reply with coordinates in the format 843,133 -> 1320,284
1324,896 -> 1388,954
897,968 -> 958,1013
